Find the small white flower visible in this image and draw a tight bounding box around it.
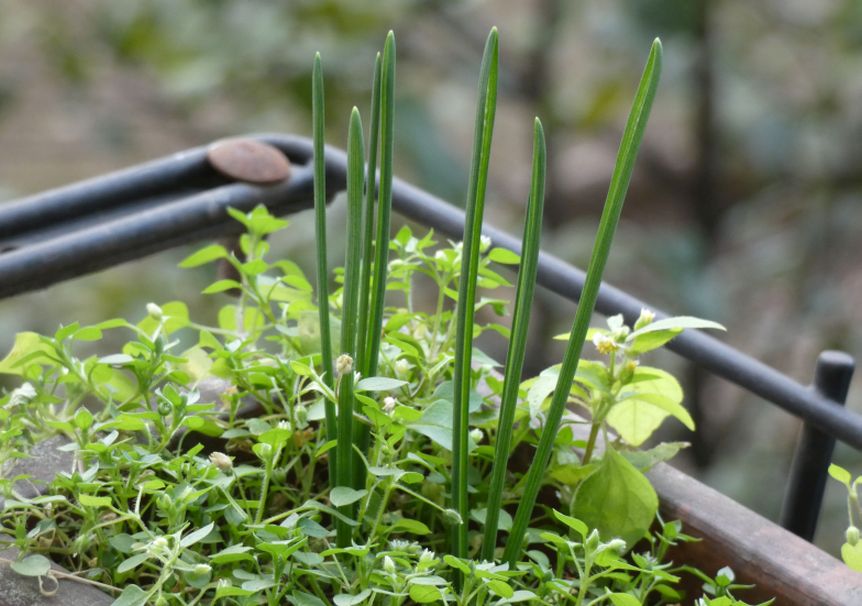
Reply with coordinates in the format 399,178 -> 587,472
592,333 -> 619,355
435,250 -> 447,262
193,563 -> 212,575
469,428 -> 484,444
336,354 -> 354,377
479,235 -> 492,252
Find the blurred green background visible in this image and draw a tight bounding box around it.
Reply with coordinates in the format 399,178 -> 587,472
0,0 -> 860,555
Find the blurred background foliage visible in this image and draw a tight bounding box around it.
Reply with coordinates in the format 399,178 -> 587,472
0,0 -> 860,554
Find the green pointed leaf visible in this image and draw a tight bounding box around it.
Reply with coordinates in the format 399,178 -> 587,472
180,522 -> 214,548
330,486 -> 367,508
487,247 -> 520,265
117,552 -> 150,574
409,584 -> 443,604
79,494 -> 112,508
111,584 -> 149,606
202,279 -> 242,295
179,244 -> 228,268
572,447 -> 658,547
829,464 -> 852,488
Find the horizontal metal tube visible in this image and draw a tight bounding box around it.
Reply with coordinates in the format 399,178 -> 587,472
0,133 -> 858,450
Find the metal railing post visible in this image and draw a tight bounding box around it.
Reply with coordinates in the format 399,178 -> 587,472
780,350 -> 855,540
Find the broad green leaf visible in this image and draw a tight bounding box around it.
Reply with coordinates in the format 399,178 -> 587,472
111,584 -> 148,606
841,541 -> 862,571
552,510 -> 588,538
241,578 -> 276,592
355,376 -> 407,392
117,553 -> 150,574
289,591 -> 328,606
179,244 -> 228,268
407,398 -> 480,452
202,279 -> 242,295
209,544 -> 253,564
330,486 -> 367,507
607,393 -> 693,447
333,589 -> 372,606
627,316 -> 724,354
472,508 -> 513,532
572,447 -> 658,547
10,554 -> 51,577
486,579 -> 514,598
0,332 -> 53,374
388,518 -> 431,535
488,247 -> 520,265
608,594 -> 642,606
180,521 -> 214,548
409,584 -> 443,604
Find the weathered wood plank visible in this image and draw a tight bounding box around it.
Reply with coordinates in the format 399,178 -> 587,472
649,462 -> 862,605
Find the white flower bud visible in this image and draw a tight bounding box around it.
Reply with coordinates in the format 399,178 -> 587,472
209,451 -> 234,472
847,526 -> 860,546
193,563 -> 212,575
394,359 -> 411,378
469,428 -> 484,444
146,302 -> 163,320
382,396 -> 397,414
634,308 -> 655,330
480,235 -> 492,252
383,555 -> 396,574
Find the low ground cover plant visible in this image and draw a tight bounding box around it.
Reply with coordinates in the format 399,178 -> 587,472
0,29 -> 771,606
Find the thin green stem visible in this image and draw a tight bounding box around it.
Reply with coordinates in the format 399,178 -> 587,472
335,108 -> 365,546
503,39 -> 663,565
452,27 -> 499,562
364,32 -> 396,378
482,117 -> 545,561
357,52 -> 382,377
353,51 -> 383,488
312,53 -> 337,484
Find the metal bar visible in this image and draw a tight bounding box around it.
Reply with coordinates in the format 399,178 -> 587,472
0,133 -> 859,452
386,177 -> 862,449
780,351 -> 855,539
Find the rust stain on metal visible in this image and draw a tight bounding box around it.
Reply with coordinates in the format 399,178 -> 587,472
207,138 -> 291,184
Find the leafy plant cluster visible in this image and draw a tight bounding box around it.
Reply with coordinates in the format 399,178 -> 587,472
828,464 -> 862,572
0,29 -> 769,606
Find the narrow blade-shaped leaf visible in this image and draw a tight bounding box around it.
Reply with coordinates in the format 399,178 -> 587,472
504,38 -> 663,564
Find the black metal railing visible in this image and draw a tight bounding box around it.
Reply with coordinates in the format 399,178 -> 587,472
0,134 -> 856,542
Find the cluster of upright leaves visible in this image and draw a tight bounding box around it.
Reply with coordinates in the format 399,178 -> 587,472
828,464 -> 862,571
0,28 -> 773,606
